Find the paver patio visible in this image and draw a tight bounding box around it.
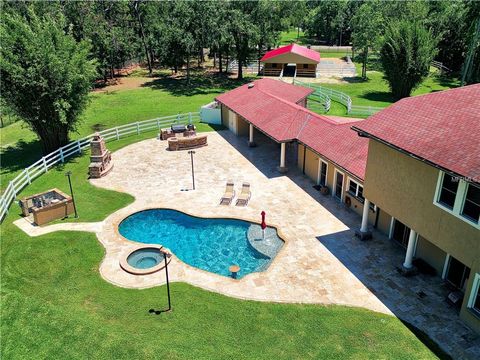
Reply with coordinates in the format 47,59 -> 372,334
15,130 -> 479,359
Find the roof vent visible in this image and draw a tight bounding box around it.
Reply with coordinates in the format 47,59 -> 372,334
248,83 -> 255,89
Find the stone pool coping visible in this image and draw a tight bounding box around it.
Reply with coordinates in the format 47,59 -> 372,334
112,206 -> 288,282
119,244 -> 172,275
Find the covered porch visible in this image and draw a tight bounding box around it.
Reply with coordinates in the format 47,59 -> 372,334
222,109 -> 295,175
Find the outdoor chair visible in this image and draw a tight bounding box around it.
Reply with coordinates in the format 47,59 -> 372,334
235,183 -> 251,206
220,181 -> 235,205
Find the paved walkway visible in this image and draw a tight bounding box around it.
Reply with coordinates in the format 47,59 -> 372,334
16,131 -> 479,359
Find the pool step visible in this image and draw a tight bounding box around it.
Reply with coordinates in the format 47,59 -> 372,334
246,224 -> 284,259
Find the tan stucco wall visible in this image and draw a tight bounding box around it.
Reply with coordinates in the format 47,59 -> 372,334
364,139 -> 480,331
364,139 -> 479,267
221,104 -> 229,127
297,145 -> 319,182
237,116 -> 249,137
296,145 -> 381,226
415,236 -> 447,275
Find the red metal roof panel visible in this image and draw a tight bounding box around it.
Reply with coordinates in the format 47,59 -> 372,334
261,44 -> 321,63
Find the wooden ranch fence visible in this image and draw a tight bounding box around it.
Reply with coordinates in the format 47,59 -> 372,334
0,112 -> 200,222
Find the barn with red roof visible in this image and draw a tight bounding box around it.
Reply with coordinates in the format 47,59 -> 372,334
260,44 -> 320,78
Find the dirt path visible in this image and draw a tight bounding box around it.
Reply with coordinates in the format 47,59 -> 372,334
94,77 -> 156,93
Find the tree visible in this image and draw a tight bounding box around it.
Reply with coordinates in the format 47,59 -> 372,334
380,21 -> 437,99
228,0 -> 260,80
0,11 -> 97,153
351,0 -> 383,79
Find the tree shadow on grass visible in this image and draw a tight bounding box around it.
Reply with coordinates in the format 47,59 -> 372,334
1,139 -> 42,177
0,138 -> 85,187
360,91 -> 395,104
141,71 -> 253,97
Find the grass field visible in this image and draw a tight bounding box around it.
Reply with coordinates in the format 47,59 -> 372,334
0,132 -> 445,359
279,28 -> 306,45
318,65 -> 460,117
0,72 -> 251,190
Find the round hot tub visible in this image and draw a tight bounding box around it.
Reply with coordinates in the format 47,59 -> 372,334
120,246 -> 171,275
128,248 -> 162,269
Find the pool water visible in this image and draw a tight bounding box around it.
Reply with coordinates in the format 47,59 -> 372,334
118,209 -> 283,279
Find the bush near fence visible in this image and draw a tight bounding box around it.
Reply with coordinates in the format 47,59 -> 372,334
0,112 -> 200,222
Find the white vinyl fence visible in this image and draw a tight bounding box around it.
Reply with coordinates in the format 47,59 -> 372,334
0,112 -> 200,223
294,80 -> 383,117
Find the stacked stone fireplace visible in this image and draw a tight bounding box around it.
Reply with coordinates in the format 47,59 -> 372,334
88,133 -> 113,178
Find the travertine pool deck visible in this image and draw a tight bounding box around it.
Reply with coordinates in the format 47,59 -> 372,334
15,130 -> 479,359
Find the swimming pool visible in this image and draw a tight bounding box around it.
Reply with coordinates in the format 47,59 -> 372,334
118,209 -> 284,279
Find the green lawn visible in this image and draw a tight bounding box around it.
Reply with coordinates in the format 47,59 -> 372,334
319,66 -> 460,117
0,136 -> 445,358
0,72 -> 252,190
279,28 -> 306,45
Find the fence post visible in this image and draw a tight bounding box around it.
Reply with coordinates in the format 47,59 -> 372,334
157,118 -> 160,129
116,127 -> 120,140
76,140 -> 81,153
188,112 -> 192,124
59,147 -> 65,163
10,181 -> 16,198
136,122 -> 140,135
26,168 -> 31,184
42,157 -> 48,172
176,114 -> 180,124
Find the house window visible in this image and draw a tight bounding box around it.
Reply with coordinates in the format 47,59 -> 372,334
272,63 -> 277,68
319,161 -> 327,186
434,171 -> 480,229
468,273 -> 480,316
348,179 -> 364,201
446,256 -> 470,291
438,173 -> 458,209
303,64 -> 308,69
461,183 -> 480,223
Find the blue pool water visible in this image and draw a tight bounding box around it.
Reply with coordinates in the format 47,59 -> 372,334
118,209 -> 283,278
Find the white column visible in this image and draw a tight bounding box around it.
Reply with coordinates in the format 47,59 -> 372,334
280,143 -> 286,168
403,229 -> 417,269
316,158 -> 322,185
360,198 -> 370,232
249,124 -> 254,143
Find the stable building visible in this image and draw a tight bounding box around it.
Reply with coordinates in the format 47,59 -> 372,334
260,44 -> 320,78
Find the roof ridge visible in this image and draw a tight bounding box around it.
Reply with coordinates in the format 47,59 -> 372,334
257,86 -> 341,126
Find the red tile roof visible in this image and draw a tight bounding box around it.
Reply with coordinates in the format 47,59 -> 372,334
260,44 -> 321,63
352,84 -> 480,182
216,79 -> 368,180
